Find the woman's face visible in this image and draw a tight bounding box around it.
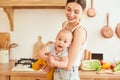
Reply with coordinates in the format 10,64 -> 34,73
65,2 -> 83,23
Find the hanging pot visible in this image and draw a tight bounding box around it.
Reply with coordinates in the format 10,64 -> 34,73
101,13 -> 114,38
87,0 -> 96,17
115,23 -> 120,39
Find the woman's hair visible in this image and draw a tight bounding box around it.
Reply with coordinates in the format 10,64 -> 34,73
66,0 -> 86,10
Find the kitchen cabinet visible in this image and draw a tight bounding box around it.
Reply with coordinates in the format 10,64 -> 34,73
0,60 -> 48,80
0,76 -> 9,80
9,71 -> 48,80
81,79 -> 118,80
11,76 -> 47,80
0,0 -> 66,7
80,70 -> 120,80
0,0 -> 66,31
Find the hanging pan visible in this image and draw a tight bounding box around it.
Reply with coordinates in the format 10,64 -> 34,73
101,13 -> 114,38
87,0 -> 96,17
115,23 -> 120,39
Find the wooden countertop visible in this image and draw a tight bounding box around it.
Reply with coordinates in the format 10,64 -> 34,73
0,60 -> 120,79
0,60 -> 46,77
79,70 -> 120,79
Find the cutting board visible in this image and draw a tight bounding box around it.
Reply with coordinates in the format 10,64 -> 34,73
96,69 -> 120,75
0,32 -> 10,50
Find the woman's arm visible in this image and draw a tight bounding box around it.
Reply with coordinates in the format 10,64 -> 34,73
66,27 -> 87,70
54,56 -> 68,68
47,55 -> 68,68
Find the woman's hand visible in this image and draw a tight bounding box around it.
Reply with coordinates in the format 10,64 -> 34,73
65,66 -> 71,70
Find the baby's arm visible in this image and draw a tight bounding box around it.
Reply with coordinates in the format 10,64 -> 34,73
53,56 -> 62,61
38,45 -> 49,61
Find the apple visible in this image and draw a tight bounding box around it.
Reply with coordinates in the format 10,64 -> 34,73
100,60 -> 104,65
110,64 -> 115,69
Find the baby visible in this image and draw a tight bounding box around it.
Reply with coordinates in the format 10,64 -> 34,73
32,29 -> 73,80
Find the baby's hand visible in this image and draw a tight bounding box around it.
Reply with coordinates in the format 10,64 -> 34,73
44,41 -> 53,46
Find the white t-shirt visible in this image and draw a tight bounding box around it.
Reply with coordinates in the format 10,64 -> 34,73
46,43 -> 68,58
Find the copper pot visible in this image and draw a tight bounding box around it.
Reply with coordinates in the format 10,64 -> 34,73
115,23 -> 120,39
101,13 -> 114,38
87,0 -> 96,17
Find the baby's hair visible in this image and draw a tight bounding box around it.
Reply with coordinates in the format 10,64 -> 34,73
58,29 -> 73,38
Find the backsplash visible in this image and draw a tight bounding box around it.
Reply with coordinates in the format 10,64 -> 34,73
0,0 -> 120,62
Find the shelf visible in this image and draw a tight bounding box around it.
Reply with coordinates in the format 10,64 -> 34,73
0,0 -> 66,31
0,0 -> 66,7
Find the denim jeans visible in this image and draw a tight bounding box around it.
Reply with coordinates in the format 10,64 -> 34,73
54,66 -> 80,80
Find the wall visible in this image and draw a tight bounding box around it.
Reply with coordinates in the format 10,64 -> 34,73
0,0 -> 120,62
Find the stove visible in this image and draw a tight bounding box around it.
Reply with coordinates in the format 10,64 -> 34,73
11,58 -> 39,71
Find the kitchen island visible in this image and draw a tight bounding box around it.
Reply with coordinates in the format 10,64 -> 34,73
0,60 -> 120,80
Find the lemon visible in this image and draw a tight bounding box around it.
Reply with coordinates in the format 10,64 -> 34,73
101,62 -> 110,69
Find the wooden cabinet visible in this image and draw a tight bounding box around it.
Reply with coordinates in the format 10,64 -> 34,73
79,70 -> 120,80
81,79 -> 93,80
0,76 -> 9,80
81,79 -> 119,80
11,76 -> 47,80
81,78 -> 100,80
0,60 -> 47,80
0,0 -> 66,7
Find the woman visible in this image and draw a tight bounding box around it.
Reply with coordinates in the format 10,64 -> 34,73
42,0 -> 87,80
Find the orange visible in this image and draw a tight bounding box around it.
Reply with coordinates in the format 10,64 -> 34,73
101,62 -> 110,69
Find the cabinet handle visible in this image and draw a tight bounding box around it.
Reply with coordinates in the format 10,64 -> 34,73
95,79 -> 101,80
35,79 -> 40,80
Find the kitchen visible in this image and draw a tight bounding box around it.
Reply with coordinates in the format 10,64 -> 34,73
0,0 -> 120,80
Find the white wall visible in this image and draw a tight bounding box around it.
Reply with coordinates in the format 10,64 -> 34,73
0,0 -> 120,62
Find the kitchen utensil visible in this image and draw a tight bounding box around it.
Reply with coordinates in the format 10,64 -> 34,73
33,36 -> 44,59
9,43 -> 18,48
87,0 -> 96,17
101,13 -> 114,38
115,23 -> 120,39
0,32 -> 10,50
96,70 -> 115,74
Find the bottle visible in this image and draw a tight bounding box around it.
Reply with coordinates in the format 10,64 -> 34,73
33,36 -> 44,59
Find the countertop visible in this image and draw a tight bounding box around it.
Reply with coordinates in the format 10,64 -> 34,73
0,60 -> 120,79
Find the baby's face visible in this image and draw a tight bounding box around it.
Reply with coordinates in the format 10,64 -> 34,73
55,32 -> 72,51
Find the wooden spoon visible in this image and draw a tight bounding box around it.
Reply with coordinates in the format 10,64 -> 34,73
87,0 -> 96,17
